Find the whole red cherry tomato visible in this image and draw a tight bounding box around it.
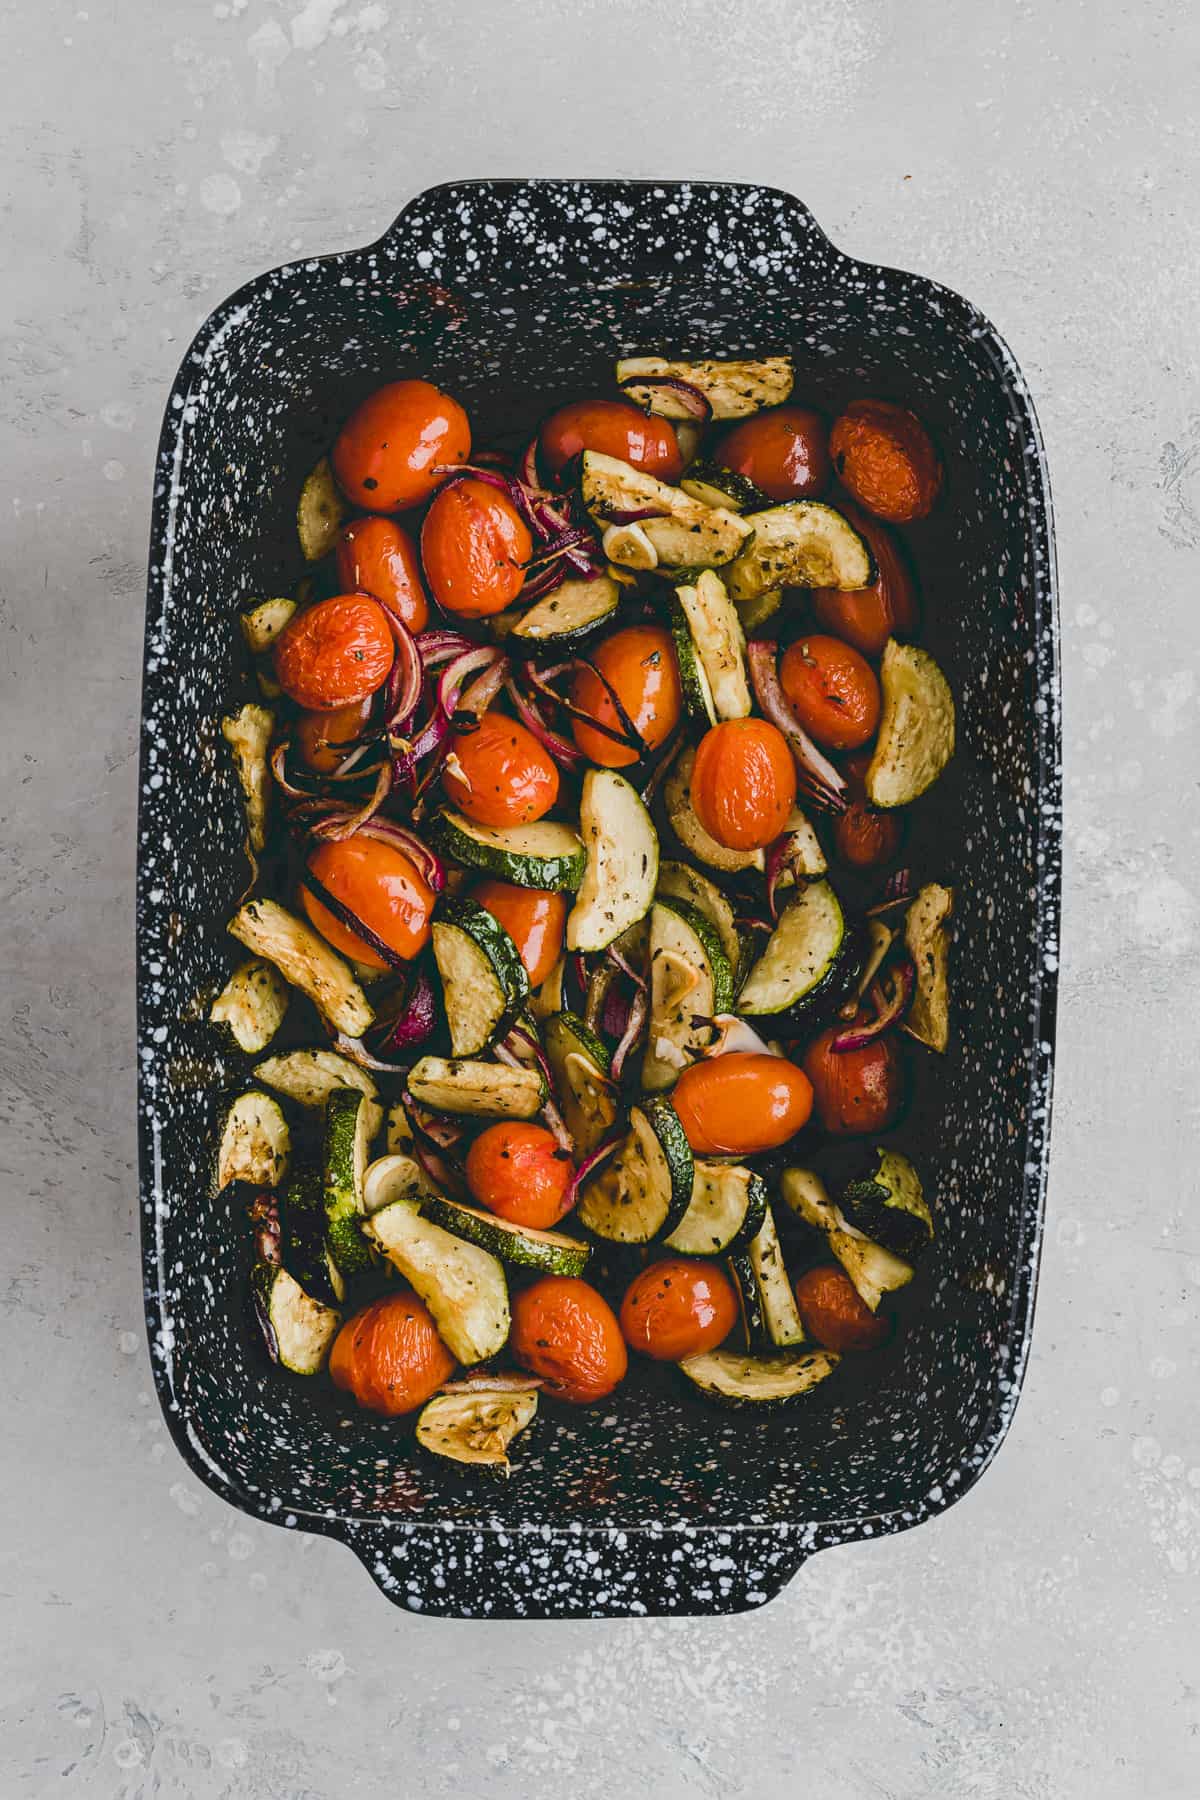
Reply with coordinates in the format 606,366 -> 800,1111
712,406 -> 831,501
539,398 -> 683,484
671,1054 -> 813,1155
571,625 -> 681,768
794,1265 -> 888,1352
300,836 -> 435,970
471,879 -> 566,987
421,478 -> 532,618
442,712 -> 560,826
779,633 -> 881,752
801,1025 -> 905,1134
329,1292 -> 455,1415
619,1259 -> 740,1361
833,754 -> 904,869
689,718 -> 797,851
810,502 -> 918,658
332,378 -> 471,512
335,515 -> 429,633
828,399 -> 941,523
466,1121 -> 574,1230
274,593 -> 395,711
511,1277 -> 628,1403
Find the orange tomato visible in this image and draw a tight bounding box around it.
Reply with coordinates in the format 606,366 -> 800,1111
539,398 -> 683,483
332,378 -> 471,512
779,634 -> 881,752
471,879 -> 566,987
794,1265 -> 888,1353
712,405 -> 830,502
671,1053 -> 813,1155
828,399 -> 942,524
570,625 -> 681,768
274,593 -> 395,711
619,1259 -> 739,1362
689,718 -> 797,851
810,502 -> 918,658
442,712 -> 560,826
511,1276 -> 628,1403
801,1025 -> 905,1134
335,515 -> 429,633
465,1121 -> 574,1230
329,1292 -> 456,1415
833,753 -> 904,869
300,836 -> 435,970
420,477 -> 532,618
294,696 -> 373,774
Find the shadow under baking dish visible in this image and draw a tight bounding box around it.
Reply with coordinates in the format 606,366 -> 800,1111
137,179 -> 1060,1619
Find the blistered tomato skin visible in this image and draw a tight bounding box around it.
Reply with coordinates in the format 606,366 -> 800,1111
779,634 -> 881,752
294,696 -> 373,774
713,406 -> 831,501
802,1026 -> 905,1134
465,1121 -> 574,1230
329,1292 -> 456,1415
794,1265 -> 889,1353
332,379 -> 471,512
570,625 -> 682,768
442,712 -> 560,827
689,718 -> 797,851
471,880 -> 567,988
619,1259 -> 740,1362
539,398 -> 683,484
671,1053 -> 813,1156
421,478 -> 533,618
335,515 -> 429,633
810,501 -> 918,658
511,1277 -> 628,1403
833,754 -> 904,869
300,836 -> 435,970
273,594 -> 395,711
828,399 -> 942,524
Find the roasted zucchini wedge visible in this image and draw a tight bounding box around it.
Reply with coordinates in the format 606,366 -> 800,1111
221,703 -> 274,853
542,1012 -> 617,1154
576,1099 -> 693,1244
903,882 -> 953,1052
416,1386 -> 538,1473
508,575 -> 621,650
780,1167 -> 913,1311
366,1200 -> 510,1364
664,1161 -> 768,1257
655,861 -> 741,973
254,1047 -> 381,1131
431,896 -> 530,1057
216,1090 -> 290,1190
431,809 -> 586,892
680,462 -> 771,513
679,1346 -> 839,1408
673,571 -> 751,720
724,502 -> 871,601
239,596 -> 296,656
251,1263 -> 340,1376
422,1196 -> 590,1278
840,1149 -> 934,1260
616,356 -> 794,420
745,1206 -> 806,1348
566,768 -> 659,953
664,746 -> 765,875
736,880 -> 860,1026
407,1055 -> 546,1119
642,896 -> 735,1091
229,900 -> 374,1038
865,641 -> 956,808
278,1164 -> 344,1306
579,451 -> 753,573
322,1087 -> 376,1283
669,593 -> 718,725
210,958 -> 289,1055
297,455 -> 348,562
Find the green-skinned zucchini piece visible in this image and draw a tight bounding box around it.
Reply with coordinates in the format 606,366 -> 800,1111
416,1387 -> 538,1473
679,1346 -> 839,1408
431,810 -> 586,892
216,1091 -> 289,1191
221,703 -> 274,853
251,1263 -> 340,1375
616,356 -> 794,420
641,896 -> 734,1092
865,640 -> 955,809
366,1200 -> 510,1364
239,596 -> 297,655
664,1162 -> 768,1257
903,882 -> 953,1052
576,1099 -> 693,1244
407,1055 -> 545,1119
780,1167 -> 914,1311
542,1012 -> 617,1155
508,575 -> 621,649
579,451 -> 752,573
431,896 -> 530,1057
210,958 -> 290,1055
673,570 -> 751,721
724,502 -> 871,601
840,1149 -> 934,1260
229,901 -> 374,1038
422,1196 -> 590,1278
297,456 -> 348,562
736,880 -> 861,1027
322,1087 -> 375,1282
566,768 -> 659,954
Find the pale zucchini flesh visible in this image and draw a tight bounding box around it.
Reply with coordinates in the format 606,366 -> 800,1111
432,809 -> 586,891
221,703 -> 274,853
865,641 -> 956,808
566,768 -> 659,954
422,1196 -> 590,1278
664,1162 -> 768,1257
665,746 -> 765,875
432,897 -> 529,1057
416,1388 -> 538,1472
217,1090 -> 290,1190
366,1200 -> 510,1364
239,596 -> 296,656
679,1347 -> 840,1408
747,1207 -> 806,1348
251,1263 -> 340,1376
579,452 -> 752,573
616,356 -> 794,420
903,882 -> 953,1052
576,1100 -> 693,1244
736,880 -> 850,1022
655,861 -> 742,973
210,958 -> 290,1054
641,897 -> 732,1092
724,502 -> 872,601
680,462 -> 771,513
542,1012 -> 617,1155
780,1167 -> 914,1312
674,571 -> 751,720
229,900 -> 374,1038
669,595 -> 717,726
509,574 -> 621,647
297,455 -> 348,562
254,1047 -> 381,1130
407,1056 -> 545,1119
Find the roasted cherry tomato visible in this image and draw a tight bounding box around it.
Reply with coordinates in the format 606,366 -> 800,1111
779,633 -> 881,752
335,515 -> 429,633
801,1025 -> 905,1134
300,836 -> 435,970
332,378 -> 471,513
539,398 -> 683,484
810,501 -> 918,658
671,1053 -> 813,1155
274,593 -> 395,711
570,625 -> 682,768
828,399 -> 941,524
712,405 -> 830,502
442,711 -> 560,826
619,1259 -> 740,1362
471,879 -> 566,988
294,696 -> 373,774
511,1276 -> 628,1403
420,477 -> 532,618
465,1120 -> 574,1230
689,718 -> 797,851
329,1292 -> 456,1415
833,753 -> 904,869
794,1264 -> 888,1353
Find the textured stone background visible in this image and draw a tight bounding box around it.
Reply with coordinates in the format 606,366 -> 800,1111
3,1 -> 1197,1794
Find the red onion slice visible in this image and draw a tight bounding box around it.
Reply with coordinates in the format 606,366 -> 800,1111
747,640 -> 848,814
330,1031 -> 415,1074
381,616 -> 423,728
417,628 -> 476,668
248,1192 -> 282,1265
831,960 -> 915,1051
618,375 -> 713,421
609,986 -> 649,1082
372,967 -> 438,1053
505,676 -> 586,773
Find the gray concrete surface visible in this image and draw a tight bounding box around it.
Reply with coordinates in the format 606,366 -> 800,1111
2,1 -> 1197,1794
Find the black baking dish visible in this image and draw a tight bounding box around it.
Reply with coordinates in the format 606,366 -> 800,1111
137,179 -> 1060,1619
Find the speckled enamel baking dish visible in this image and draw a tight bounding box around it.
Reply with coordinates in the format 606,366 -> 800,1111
137,179 -> 1060,1619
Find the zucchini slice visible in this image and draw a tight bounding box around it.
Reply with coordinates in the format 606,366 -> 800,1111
655,861 -> 741,974
566,768 -> 659,953
840,1149 -> 934,1260
780,1167 -> 914,1311
664,1161 -> 768,1257
385,1100 -> 414,1153
576,1099 -> 693,1244
746,1207 -> 806,1348
217,1090 -> 290,1190
229,900 -> 374,1038
732,588 -> 784,634
431,896 -> 529,1057
578,452 -> 752,573
221,703 -> 274,853
728,1246 -> 766,1348
366,1200 -> 510,1364
278,1165 -> 344,1305
407,1055 -> 546,1119
509,575 -> 621,649
616,356 -> 794,420
865,641 -> 956,808
669,594 -> 717,726
724,502 -> 871,601
322,1087 -> 375,1282
664,746 -> 765,875
422,1196 -> 590,1278
431,809 -> 586,892
736,880 -> 858,1026
239,596 -> 296,656
770,807 -> 828,892
903,882 -> 953,1052
251,1263 -> 340,1376
542,1012 -> 618,1154
416,1387 -> 538,1473
642,897 -> 734,1092
673,571 -> 751,721
210,958 -> 290,1055
255,1046 -> 380,1119
680,462 -> 771,513
297,455 -> 349,562
679,1346 -> 839,1409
